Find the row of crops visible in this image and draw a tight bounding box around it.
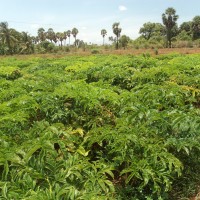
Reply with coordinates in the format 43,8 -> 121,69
0,53 -> 200,199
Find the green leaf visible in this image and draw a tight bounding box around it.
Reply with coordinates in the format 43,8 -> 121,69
24,144 -> 42,163
76,146 -> 90,157
98,179 -> 107,192
104,180 -> 115,192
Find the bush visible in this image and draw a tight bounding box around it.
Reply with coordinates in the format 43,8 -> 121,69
154,48 -> 159,55
91,49 -> 100,54
63,46 -> 70,52
36,41 -> 56,53
174,41 -> 194,48
194,39 -> 200,48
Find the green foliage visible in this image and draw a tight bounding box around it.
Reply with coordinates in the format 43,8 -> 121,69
91,49 -> 100,54
0,54 -> 200,199
112,22 -> 122,49
119,35 -> 130,49
139,22 -> 165,41
192,16 -> 200,40
154,48 -> 159,55
0,66 -> 22,80
36,41 -> 56,53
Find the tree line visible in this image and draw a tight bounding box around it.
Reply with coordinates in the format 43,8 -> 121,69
0,23 -> 81,54
137,8 -> 200,48
0,7 -> 200,55
106,8 -> 200,49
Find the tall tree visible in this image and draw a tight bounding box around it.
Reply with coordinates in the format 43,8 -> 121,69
66,30 -> 71,45
139,22 -> 165,41
153,23 -> 166,39
139,22 -> 157,40
179,21 -> 192,34
56,32 -> 65,47
0,22 -> 17,54
119,35 -> 130,49
72,28 -> 78,47
191,16 -> 200,40
101,29 -> 107,45
46,28 -> 55,43
74,39 -> 80,48
162,7 -> 179,48
60,32 -> 65,47
178,21 -> 192,40
37,28 -> 46,43
53,34 -> 57,45
112,22 -> 122,49
20,31 -> 34,54
56,32 -> 60,46
63,31 -> 67,46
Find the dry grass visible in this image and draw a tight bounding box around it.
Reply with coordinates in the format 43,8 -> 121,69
1,47 -> 200,59
101,48 -> 200,56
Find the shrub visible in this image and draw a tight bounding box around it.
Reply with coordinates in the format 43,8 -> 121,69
91,49 -> 100,54
154,48 -> 159,55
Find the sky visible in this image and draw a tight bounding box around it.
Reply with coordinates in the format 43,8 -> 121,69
0,0 -> 200,44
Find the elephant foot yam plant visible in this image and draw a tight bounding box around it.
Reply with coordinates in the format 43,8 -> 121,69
0,54 -> 200,199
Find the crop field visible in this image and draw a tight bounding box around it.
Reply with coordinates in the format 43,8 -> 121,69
0,53 -> 200,199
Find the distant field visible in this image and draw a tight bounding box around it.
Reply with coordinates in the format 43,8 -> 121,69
0,53 -> 199,199
108,47 -> 200,55
1,47 -> 200,59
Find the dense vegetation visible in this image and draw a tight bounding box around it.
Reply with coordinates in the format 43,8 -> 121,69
0,53 -> 199,199
1,7 -> 200,55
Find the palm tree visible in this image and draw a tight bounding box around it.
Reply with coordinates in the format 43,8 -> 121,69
37,28 -> 46,43
66,30 -> 71,46
59,32 -> 65,47
33,36 -> 39,44
53,34 -> 57,45
101,29 -> 107,45
56,32 -> 61,46
162,7 -> 179,48
46,28 -> 55,43
0,22 -> 17,54
56,32 -> 65,47
63,31 -> 67,46
20,31 -> 34,54
72,28 -> 79,47
112,22 -> 122,49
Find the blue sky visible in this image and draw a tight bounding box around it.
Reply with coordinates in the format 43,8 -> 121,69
0,0 -> 200,44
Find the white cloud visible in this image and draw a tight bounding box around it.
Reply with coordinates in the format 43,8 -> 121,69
119,5 -> 127,12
